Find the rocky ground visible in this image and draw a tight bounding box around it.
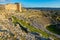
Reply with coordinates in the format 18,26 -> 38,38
0,9 -> 60,40
0,10 -> 48,40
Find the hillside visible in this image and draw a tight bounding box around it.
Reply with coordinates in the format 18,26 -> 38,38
0,7 -> 60,40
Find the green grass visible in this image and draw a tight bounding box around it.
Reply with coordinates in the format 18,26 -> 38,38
46,24 -> 60,35
12,16 -> 60,40
0,38 -> 3,40
12,16 -> 49,38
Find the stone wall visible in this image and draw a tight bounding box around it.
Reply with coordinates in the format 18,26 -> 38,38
0,3 -> 22,12
5,4 -> 17,11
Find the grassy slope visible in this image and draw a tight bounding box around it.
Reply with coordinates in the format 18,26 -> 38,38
12,16 -> 49,38
12,16 -> 60,40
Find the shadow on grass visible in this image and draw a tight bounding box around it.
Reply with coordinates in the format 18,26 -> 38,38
46,24 -> 60,35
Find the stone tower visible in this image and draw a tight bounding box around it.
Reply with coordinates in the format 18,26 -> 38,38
15,3 -> 20,11
15,3 -> 22,12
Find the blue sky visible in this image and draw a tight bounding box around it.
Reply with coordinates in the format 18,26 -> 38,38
0,0 -> 60,7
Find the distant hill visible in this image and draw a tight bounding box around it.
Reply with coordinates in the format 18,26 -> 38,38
25,7 -> 60,10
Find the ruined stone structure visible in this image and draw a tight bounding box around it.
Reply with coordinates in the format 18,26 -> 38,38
0,3 -> 22,12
